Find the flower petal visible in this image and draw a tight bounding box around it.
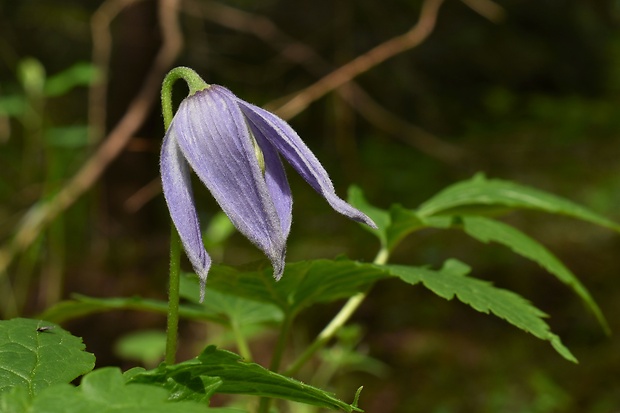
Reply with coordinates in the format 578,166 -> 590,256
172,86 -> 287,278
237,100 -> 377,229
160,130 -> 211,299
252,130 -> 292,238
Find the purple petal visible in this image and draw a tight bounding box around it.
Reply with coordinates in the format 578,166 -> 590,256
252,131 -> 292,238
160,130 -> 211,299
237,100 -> 377,229
172,86 -> 287,279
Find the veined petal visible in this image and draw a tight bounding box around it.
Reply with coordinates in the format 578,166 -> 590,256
160,131 -> 211,297
237,100 -> 377,229
172,86 -> 287,278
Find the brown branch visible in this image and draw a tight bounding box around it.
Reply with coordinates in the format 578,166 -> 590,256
0,0 -> 183,275
269,0 -> 445,119
89,0 -> 146,144
460,0 -> 505,23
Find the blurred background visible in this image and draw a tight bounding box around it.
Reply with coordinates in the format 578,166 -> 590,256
1,0 -> 620,412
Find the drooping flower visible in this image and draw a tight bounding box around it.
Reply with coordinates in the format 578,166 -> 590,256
160,84 -> 377,297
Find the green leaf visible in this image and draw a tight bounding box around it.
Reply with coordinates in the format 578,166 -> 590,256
385,260 -> 577,363
348,186 -> 390,248
417,173 -> 620,231
39,295 -> 227,325
114,331 -> 167,367
130,346 -> 361,412
29,367 -> 207,413
181,275 -> 284,327
44,62 -> 99,97
0,318 -> 95,396
348,186 -> 425,251
205,259 -> 386,315
456,216 -> 607,333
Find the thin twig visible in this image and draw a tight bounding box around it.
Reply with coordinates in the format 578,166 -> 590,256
0,0 -> 183,276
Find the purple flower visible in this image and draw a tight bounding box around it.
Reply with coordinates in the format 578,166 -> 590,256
161,85 -> 377,296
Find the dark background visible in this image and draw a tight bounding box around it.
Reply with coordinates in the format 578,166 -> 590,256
1,0 -> 620,412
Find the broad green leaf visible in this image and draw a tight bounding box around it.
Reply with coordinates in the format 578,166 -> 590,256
348,186 -> 425,251
0,385 -> 30,413
39,295 -> 227,324
458,216 -> 607,333
417,173 -> 620,231
205,259 -> 386,315
29,367 -> 207,413
130,346 -> 361,412
0,95 -> 26,116
0,318 -> 95,396
385,260 -> 577,363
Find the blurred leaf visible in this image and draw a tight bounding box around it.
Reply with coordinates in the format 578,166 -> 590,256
417,173 -> 620,231
129,346 -> 361,411
28,367 -> 207,413
181,276 -> 283,327
427,215 -> 608,333
0,318 -> 95,396
39,295 -> 227,325
385,259 -> 577,363
0,95 -> 26,116
114,330 -> 167,367
45,126 -> 89,148
44,62 -> 99,97
203,211 -> 236,247
205,259 -> 386,315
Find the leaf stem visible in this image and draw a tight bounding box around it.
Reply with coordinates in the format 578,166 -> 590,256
284,247 -> 390,376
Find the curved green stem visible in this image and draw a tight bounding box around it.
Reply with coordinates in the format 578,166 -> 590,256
284,247 -> 390,376
161,67 -> 209,365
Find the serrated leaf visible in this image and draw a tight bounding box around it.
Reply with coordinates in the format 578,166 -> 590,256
130,346 -> 361,412
457,216 -> 607,333
417,173 -> 620,231
29,367 -> 207,413
205,259 -> 386,315
385,260 -> 577,363
0,318 -> 95,396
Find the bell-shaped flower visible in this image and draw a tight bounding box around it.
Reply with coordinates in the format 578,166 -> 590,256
161,85 -> 376,297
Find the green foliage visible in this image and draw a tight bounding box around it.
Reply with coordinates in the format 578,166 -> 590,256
10,368 -> 207,413
201,259 -> 386,316
384,259 -> 576,363
129,346 -> 361,412
0,318 -> 95,396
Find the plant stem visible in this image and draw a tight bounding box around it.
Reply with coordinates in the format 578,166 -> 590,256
165,229 -> 182,365
231,319 -> 253,362
284,247 -> 390,376
161,67 -> 208,365
257,313 -> 294,413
